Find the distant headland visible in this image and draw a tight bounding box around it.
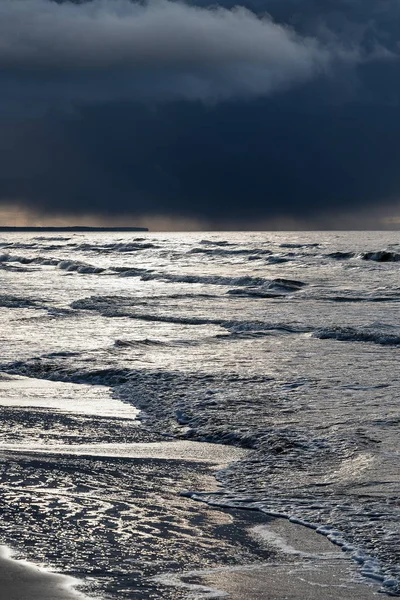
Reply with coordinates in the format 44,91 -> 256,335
0,226 -> 149,232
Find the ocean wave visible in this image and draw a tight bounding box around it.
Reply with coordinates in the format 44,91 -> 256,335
199,240 -> 233,246
279,242 -> 320,248
33,236 -> 71,241
0,253 -> 284,285
140,272 -> 266,286
0,252 -> 296,285
76,241 -> 157,253
189,247 -> 272,256
227,278 -> 306,297
0,253 -> 63,267
0,263 -> 31,272
140,272 -> 302,287
222,321 -> 308,335
227,288 -> 287,298
266,255 -> 290,263
1,231 -> 399,598
57,260 -> 106,274
0,293 -> 74,316
1,352 -> 398,593
114,338 -> 168,347
0,252 -> 158,278
41,350 -> 83,358
115,267 -> 153,277
0,241 -> 70,251
83,307 -> 300,335
305,287 -> 400,303
0,252 -> 38,264
0,294 -> 40,309
361,251 -> 400,262
0,242 -> 40,250
324,249 -> 400,262
0,252 -> 107,273
70,294 -> 309,329
70,294 -> 400,349
119,370 -> 399,594
224,321 -> 400,346
3,359 -> 133,385
72,296 -> 223,325
0,253 -> 276,286
117,372 -> 399,595
326,251 -> 356,260
189,247 -> 292,264
313,324 -> 400,346
183,491 -> 399,596
326,295 -> 399,303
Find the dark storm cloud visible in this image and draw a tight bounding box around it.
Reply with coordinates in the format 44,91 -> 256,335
1,0 -> 400,224
0,0 -> 348,108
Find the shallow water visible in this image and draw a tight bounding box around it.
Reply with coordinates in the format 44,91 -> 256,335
0,231 -> 399,597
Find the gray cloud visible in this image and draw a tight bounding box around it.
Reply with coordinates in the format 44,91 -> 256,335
0,0 -> 353,107
2,0 -> 400,226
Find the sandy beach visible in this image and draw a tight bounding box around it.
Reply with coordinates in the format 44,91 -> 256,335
0,546 -> 85,600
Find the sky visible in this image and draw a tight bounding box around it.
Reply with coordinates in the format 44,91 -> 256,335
1,0 -> 400,229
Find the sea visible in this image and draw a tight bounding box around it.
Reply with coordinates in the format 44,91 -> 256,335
0,231 -> 398,599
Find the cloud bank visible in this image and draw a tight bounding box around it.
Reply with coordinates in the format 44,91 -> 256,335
1,0 -> 400,226
0,0 -> 347,108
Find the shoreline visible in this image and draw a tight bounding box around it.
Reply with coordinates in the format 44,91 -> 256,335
0,376 -> 396,600
0,514 -> 384,600
156,518 -> 383,600
0,464 -> 388,600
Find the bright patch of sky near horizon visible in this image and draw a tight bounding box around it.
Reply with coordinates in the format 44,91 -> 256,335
0,203 -> 399,231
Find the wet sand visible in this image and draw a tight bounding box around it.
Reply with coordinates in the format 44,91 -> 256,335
196,562 -> 382,600
0,547 -> 85,600
1,517 -> 383,600
0,440 -> 248,463
0,474 -> 385,600
0,376 -> 390,600
163,519 -> 383,599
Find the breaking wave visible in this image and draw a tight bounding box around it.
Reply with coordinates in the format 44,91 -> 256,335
2,359 -> 133,385
325,295 -> 400,303
199,240 -> 233,246
327,251 -> 356,260
279,242 -> 320,248
57,260 -> 106,273
313,324 -> 400,346
324,249 -> 400,262
33,236 -> 71,241
70,295 -> 400,347
114,338 -> 169,347
140,272 -> 304,287
0,252 -> 299,285
76,241 -> 158,253
0,294 -> 40,309
0,253 -> 65,267
71,296 -> 224,325
361,251 -> 400,262
3,352 -> 397,594
0,253 -> 110,274
227,278 -> 306,297
189,247 -> 272,256
1,231 -> 399,599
